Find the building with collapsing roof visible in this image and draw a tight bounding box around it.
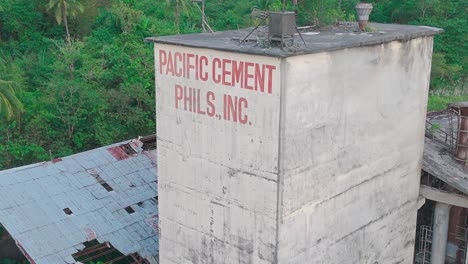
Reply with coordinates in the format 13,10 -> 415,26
415,103 -> 468,264
0,135 -> 159,264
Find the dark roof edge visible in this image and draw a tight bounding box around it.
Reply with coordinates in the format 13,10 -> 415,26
144,37 -> 288,58
144,25 -> 443,58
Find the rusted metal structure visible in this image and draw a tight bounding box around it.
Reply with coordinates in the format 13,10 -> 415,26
418,105 -> 468,264
425,102 -> 468,167
268,11 -> 296,45
449,102 -> 468,166
355,2 -> 373,31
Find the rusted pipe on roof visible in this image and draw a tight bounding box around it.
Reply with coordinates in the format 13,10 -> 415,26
355,2 -> 373,31
450,102 -> 468,166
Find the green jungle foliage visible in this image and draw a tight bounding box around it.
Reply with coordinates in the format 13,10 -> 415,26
0,260 -> 29,264
0,0 -> 466,169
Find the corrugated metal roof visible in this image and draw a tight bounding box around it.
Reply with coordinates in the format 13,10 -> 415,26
424,113 -> 468,194
0,137 -> 158,264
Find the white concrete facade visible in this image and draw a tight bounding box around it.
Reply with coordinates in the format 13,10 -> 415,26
155,36 -> 434,264
155,45 -> 282,264
278,37 -> 434,263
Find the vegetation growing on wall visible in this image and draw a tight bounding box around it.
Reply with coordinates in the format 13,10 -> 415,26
0,0 -> 466,170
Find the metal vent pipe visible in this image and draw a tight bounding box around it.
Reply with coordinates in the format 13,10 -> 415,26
450,102 -> 468,166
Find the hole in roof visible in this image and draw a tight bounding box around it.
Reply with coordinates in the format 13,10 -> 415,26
72,240 -> 150,264
63,208 -> 73,215
120,143 -> 137,155
125,206 -> 135,214
149,197 -> 157,206
137,201 -> 144,207
140,134 -> 157,150
89,171 -> 114,192
101,182 -> 114,192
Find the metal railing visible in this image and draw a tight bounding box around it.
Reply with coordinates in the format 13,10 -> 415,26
415,225 -> 433,264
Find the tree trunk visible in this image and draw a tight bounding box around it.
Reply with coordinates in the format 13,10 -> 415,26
62,3 -> 71,44
61,2 -> 75,78
420,0 -> 426,18
176,0 -> 180,34
201,0 -> 206,32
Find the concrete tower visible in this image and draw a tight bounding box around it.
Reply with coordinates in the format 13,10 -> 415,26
147,23 -> 441,263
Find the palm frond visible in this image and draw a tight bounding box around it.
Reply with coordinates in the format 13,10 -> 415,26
0,80 -> 24,120
55,5 -> 63,25
47,0 -> 84,25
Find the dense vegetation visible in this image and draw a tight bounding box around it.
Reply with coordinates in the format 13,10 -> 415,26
0,0 -> 466,170
0,260 -> 28,264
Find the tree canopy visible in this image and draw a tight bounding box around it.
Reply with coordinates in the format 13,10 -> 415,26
0,0 -> 466,170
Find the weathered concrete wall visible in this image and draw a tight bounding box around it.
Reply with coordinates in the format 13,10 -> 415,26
155,44 -> 282,264
277,37 -> 434,263
155,36 -> 434,264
